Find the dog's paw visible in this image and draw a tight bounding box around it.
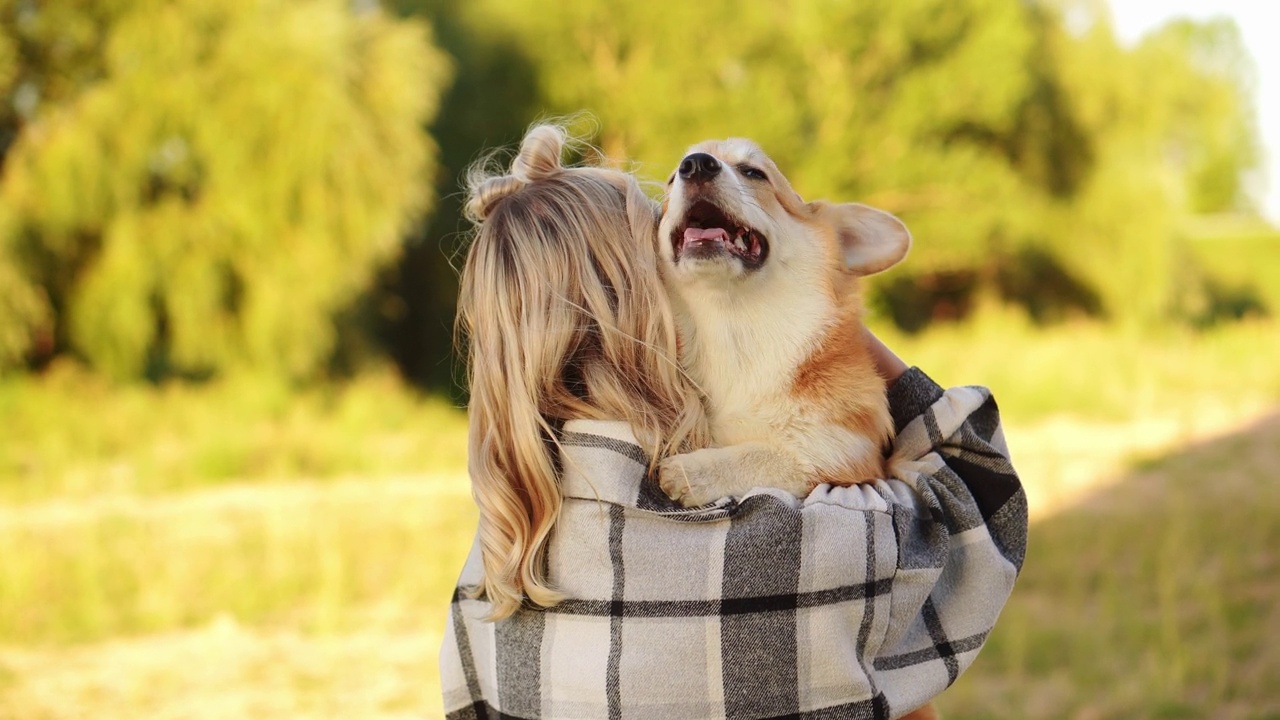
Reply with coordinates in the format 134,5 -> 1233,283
658,452 -> 732,508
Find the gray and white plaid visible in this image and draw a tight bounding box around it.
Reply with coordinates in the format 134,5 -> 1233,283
441,369 -> 1027,720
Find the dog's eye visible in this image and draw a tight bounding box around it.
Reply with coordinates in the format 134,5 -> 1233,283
739,165 -> 767,181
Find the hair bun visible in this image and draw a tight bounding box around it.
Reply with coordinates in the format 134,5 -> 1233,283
465,175 -> 525,222
510,125 -> 567,182
465,124 -> 571,222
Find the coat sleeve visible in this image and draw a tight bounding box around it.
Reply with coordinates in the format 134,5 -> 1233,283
871,368 -> 1028,717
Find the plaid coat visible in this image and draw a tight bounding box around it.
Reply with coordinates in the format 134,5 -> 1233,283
441,369 -> 1028,720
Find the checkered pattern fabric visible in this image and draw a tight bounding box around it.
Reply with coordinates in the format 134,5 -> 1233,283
441,368 -> 1027,720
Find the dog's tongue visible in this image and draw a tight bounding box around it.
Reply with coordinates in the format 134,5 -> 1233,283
683,227 -> 730,244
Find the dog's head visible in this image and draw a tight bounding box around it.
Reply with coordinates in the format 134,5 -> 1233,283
657,139 -> 910,294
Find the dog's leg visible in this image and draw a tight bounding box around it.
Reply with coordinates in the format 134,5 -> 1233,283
658,441 -> 809,507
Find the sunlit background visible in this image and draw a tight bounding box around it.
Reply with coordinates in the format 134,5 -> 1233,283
1,1 -> 1277,718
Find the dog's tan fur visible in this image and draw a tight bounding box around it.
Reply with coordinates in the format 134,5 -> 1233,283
655,138 -> 911,507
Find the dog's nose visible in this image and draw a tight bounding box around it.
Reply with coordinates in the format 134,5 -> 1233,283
678,153 -> 721,183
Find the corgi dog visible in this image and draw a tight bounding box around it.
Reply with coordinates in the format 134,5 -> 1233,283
655,139 -> 911,508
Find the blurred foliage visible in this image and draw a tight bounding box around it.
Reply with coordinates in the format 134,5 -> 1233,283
0,0 -> 1269,385
395,0 -> 1266,385
0,0 -> 450,380
376,0 -> 540,391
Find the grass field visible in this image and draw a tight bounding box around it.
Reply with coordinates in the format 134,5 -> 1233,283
0,364 -> 469,503
3,314 -> 1280,718
939,413 -> 1280,719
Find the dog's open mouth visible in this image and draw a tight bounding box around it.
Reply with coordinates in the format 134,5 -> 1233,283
671,200 -> 769,269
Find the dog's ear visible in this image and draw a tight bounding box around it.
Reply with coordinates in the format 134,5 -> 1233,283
822,202 -> 911,276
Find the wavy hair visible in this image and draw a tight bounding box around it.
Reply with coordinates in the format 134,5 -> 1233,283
456,124 -> 709,620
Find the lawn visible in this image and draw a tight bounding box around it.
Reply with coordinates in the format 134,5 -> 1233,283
0,363 -> 469,502
938,412 -> 1280,719
2,316 -> 1279,718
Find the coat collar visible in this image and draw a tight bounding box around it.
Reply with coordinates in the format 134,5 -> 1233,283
558,419 -> 653,507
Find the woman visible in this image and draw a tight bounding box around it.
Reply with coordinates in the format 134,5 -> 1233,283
443,124 -> 1027,720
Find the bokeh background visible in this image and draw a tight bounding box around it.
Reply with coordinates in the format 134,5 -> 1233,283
2,0 -> 1278,718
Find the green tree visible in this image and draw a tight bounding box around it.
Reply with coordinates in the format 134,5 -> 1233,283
359,0 -> 1266,388
1042,4 -> 1262,324
468,0 -> 1065,270
380,0 -> 540,393
460,0 -> 1261,329
0,0 -> 450,380
1145,18 -> 1259,215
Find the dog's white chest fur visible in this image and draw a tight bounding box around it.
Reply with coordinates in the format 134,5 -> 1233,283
674,279 -> 832,443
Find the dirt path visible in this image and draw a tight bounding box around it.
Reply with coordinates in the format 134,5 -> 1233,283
1005,400 -> 1276,519
0,474 -> 471,528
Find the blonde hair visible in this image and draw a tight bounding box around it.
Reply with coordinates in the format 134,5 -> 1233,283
456,124 -> 708,620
